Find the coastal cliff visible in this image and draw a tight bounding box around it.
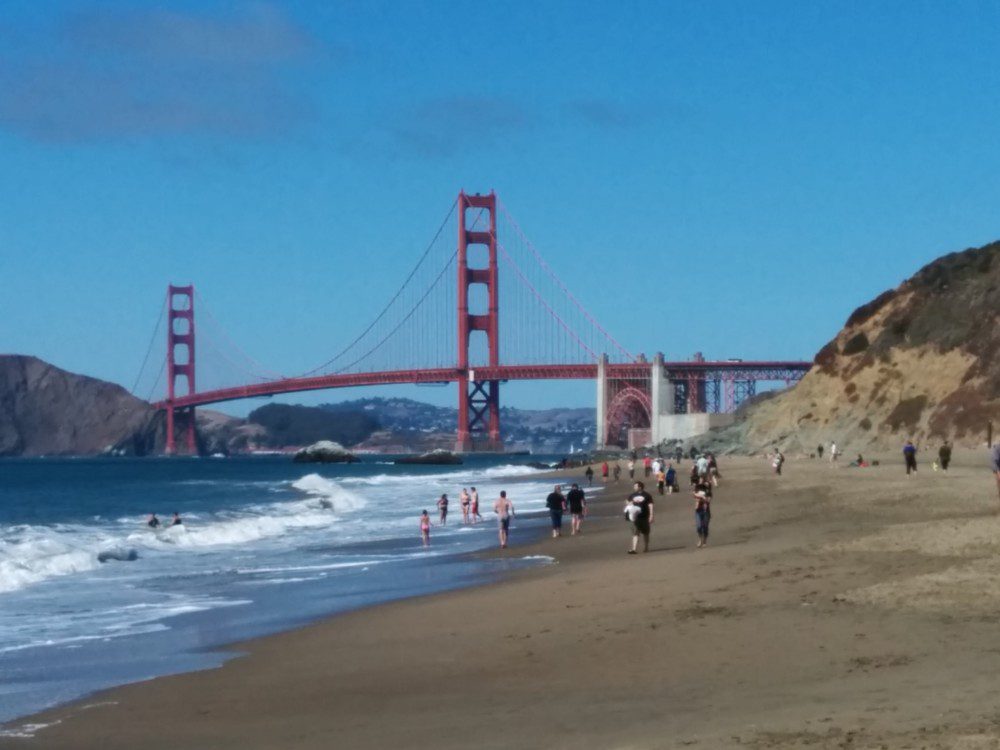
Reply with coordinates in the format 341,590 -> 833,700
715,241 -> 1000,452
0,355 -> 156,456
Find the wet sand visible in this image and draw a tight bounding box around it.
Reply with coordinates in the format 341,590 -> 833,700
5,452 -> 1000,749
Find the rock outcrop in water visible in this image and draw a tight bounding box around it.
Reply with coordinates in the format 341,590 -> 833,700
395,449 -> 463,465
706,241 -> 1000,453
293,440 -> 358,463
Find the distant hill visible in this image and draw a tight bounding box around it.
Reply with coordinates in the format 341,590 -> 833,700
714,241 -> 1000,453
320,397 -> 595,453
247,403 -> 379,448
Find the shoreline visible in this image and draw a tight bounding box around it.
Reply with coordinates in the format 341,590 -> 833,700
5,453 -> 1000,748
0,467 -> 584,732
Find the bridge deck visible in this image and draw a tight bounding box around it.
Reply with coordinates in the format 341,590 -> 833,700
154,361 -> 812,410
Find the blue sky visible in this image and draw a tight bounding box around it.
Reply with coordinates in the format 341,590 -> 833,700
2,1 -> 999,414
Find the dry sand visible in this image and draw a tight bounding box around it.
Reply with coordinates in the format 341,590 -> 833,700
4,452 -> 1000,749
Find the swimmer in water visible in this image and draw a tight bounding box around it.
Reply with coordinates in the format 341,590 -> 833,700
171,512 -> 183,526
147,514 -> 160,529
420,510 -> 431,547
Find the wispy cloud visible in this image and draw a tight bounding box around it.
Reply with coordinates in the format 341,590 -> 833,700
0,4 -> 323,143
383,97 -> 529,158
562,99 -> 647,130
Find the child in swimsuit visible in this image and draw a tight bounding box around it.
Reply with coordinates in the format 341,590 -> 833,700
420,510 -> 431,547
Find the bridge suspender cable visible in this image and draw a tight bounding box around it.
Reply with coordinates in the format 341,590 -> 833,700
295,199 -> 460,378
496,241 -> 600,361
130,296 -> 167,397
498,201 -> 634,362
333,249 -> 459,374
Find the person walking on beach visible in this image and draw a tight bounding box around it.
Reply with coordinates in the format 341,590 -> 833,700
773,449 -> 785,475
696,454 -> 709,480
566,483 -> 587,535
613,463 -> 621,482
991,443 -> 1000,504
708,454 -> 720,486
460,488 -> 471,524
601,461 -> 609,482
628,459 -> 635,480
470,487 -> 482,523
624,481 -> 654,554
494,491 -> 514,549
419,510 -> 431,547
830,441 -> 839,463
437,494 -> 449,525
546,485 -> 567,538
903,440 -> 918,475
694,488 -> 711,548
938,441 -> 952,472
817,444 -> 824,459
584,465 -> 594,486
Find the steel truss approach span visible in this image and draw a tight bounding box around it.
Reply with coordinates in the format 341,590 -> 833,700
141,191 -> 812,453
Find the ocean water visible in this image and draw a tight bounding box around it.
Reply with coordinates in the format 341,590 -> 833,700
0,455 -> 569,727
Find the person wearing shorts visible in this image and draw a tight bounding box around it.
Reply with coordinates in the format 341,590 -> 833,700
546,485 -> 566,538
625,481 -> 654,554
566,483 -> 586,535
494,491 -> 514,549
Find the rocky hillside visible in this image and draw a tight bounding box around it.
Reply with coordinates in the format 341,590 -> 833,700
0,355 -> 156,456
722,241 -> 1000,453
0,355 -> 268,456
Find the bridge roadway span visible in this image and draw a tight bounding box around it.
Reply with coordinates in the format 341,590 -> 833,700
154,361 -> 811,410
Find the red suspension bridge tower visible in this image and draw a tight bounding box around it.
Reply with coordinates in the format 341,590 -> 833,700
456,191 -> 501,452
165,284 -> 197,455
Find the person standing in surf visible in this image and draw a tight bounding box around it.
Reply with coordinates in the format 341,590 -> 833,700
437,494 -> 449,525
147,514 -> 160,529
419,510 -> 431,547
460,488 -> 471,524
470,487 -> 482,523
494,491 -> 514,548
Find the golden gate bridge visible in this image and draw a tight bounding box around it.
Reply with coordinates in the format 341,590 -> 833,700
131,192 -> 811,454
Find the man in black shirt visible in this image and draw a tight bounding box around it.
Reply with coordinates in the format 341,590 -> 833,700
566,483 -> 587,535
546,485 -> 566,538
625,481 -> 654,554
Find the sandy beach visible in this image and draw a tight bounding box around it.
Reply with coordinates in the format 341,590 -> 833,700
5,451 -> 1000,749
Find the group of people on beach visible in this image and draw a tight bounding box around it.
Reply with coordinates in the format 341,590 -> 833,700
420,486 -> 518,548
623,453 -> 719,553
419,440 -> 1000,553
